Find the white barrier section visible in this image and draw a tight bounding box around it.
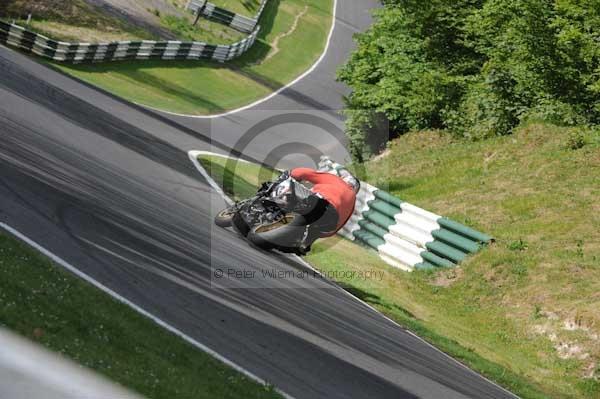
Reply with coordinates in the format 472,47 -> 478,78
0,329 -> 145,399
318,156 -> 492,272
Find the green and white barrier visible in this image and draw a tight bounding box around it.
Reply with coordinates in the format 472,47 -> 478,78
317,157 -> 492,272
0,20 -> 259,63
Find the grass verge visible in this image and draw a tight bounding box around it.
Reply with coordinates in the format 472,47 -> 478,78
353,123 -> 600,398
0,230 -> 282,399
198,125 -> 600,399
17,19 -> 154,42
52,0 -> 334,115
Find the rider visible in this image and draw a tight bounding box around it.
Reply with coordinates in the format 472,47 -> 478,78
273,166 -> 360,254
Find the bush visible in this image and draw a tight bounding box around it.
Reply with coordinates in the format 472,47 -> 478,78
338,0 -> 600,160
566,129 -> 587,150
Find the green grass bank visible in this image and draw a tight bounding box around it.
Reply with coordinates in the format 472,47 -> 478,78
0,230 -> 283,399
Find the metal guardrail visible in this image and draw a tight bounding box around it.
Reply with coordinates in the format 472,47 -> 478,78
186,0 -> 268,33
0,20 -> 259,63
0,328 -> 144,399
318,157 -> 493,271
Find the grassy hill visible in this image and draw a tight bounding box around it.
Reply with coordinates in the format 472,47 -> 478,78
354,123 -> 599,398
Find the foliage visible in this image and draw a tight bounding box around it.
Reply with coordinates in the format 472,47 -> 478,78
338,0 -> 600,158
566,129 -> 588,149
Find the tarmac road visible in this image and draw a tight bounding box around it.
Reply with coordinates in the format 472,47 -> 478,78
0,1 -> 517,398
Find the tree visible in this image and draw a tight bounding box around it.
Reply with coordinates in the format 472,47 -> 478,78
339,0 -> 600,160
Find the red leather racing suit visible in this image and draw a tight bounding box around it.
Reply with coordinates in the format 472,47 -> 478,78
290,167 -> 356,235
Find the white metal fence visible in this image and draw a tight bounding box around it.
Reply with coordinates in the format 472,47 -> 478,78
0,329 -> 144,399
186,0 -> 268,33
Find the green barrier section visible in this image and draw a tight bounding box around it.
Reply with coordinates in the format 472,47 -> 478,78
373,190 -> 404,209
320,156 -> 494,271
362,210 -> 396,230
367,200 -> 402,219
426,241 -> 467,263
414,261 -> 437,271
353,230 -> 385,249
358,220 -> 388,240
432,229 -> 480,253
438,218 -> 493,243
420,250 -> 455,268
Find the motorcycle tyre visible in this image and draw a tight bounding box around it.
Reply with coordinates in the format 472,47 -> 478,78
214,208 -> 235,228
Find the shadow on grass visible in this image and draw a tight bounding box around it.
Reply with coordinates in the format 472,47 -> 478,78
340,283 -> 419,320
385,180 -> 414,193
242,0 -> 262,14
117,68 -> 225,113
232,0 -> 280,71
65,61 -> 226,113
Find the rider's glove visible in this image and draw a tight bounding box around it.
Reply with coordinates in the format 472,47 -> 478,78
292,193 -> 320,216
271,175 -> 296,211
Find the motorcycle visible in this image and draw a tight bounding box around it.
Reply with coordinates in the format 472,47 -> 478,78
214,171 -> 311,256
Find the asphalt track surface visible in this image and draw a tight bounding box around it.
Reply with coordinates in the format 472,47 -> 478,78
0,1 -> 517,398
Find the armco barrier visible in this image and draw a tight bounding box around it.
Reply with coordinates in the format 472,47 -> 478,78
0,20 -> 259,63
318,157 -> 493,272
186,0 -> 268,33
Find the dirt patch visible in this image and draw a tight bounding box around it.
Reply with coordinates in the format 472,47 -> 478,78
2,0 -> 192,40
430,267 -> 464,287
372,148 -> 391,162
84,0 -> 188,39
2,0 -> 112,25
28,20 -> 148,42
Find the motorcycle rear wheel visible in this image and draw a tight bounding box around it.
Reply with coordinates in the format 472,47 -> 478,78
214,208 -> 235,227
247,214 -> 305,250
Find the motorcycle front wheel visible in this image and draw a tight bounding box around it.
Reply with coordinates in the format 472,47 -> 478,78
214,207 -> 235,227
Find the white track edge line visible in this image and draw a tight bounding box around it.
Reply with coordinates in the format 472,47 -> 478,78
140,0 -> 339,119
189,150 -> 235,205
0,222 -> 296,399
189,150 -> 519,398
